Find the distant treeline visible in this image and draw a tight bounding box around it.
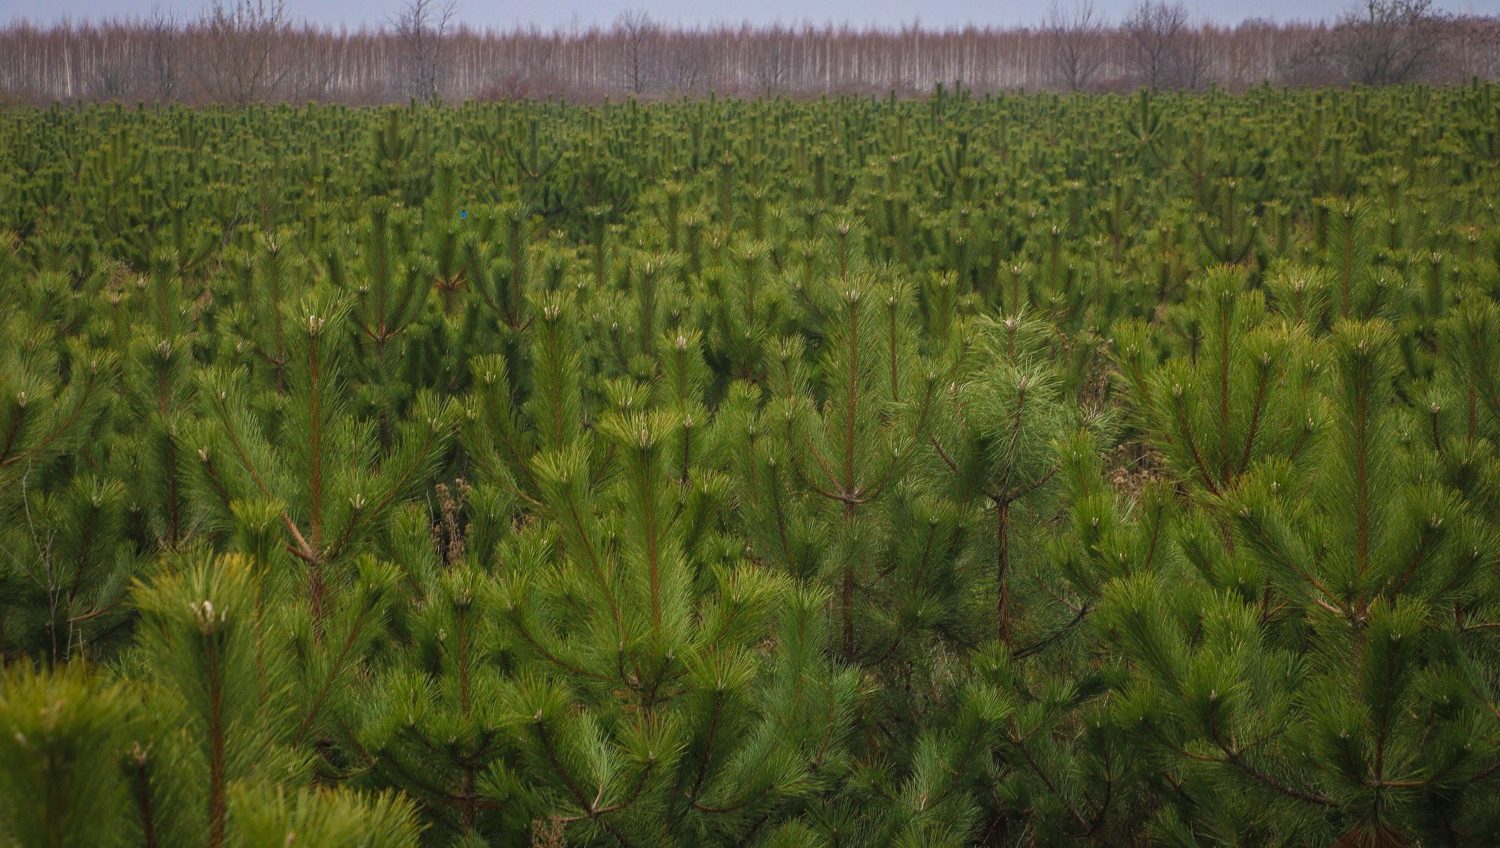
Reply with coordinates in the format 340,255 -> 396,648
1,0 -> 1497,103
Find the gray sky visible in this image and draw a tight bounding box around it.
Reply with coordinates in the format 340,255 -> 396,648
4,0 -> 1498,30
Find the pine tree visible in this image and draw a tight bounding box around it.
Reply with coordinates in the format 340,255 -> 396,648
1114,268 -> 1321,501
0,308 -> 118,661
4,83 -> 1500,848
0,663 -> 136,848
764,223 -> 940,665
928,313 -> 1081,647
192,288 -> 451,628
1103,320 -> 1500,846
466,288 -> 860,845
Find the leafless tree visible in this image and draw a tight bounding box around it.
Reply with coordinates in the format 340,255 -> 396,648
522,27 -> 559,82
616,9 -> 658,94
84,35 -> 133,101
3,14 -> 1498,104
662,32 -> 711,93
1332,0 -> 1450,84
1043,0 -> 1107,91
393,0 -> 456,101
749,30 -> 790,94
1174,27 -> 1212,89
1454,16 -> 1500,80
1124,0 -> 1190,89
142,6 -> 181,101
196,0 -> 291,104
284,29 -> 342,101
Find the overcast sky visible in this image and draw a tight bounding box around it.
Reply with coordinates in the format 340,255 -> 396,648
3,0 -> 1498,30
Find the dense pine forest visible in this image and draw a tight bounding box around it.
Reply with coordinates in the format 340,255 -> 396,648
1,86 -> 1500,846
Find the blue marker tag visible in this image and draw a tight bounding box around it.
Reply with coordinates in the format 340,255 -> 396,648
459,209 -> 469,220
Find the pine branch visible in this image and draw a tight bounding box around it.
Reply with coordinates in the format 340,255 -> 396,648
530,723 -> 640,848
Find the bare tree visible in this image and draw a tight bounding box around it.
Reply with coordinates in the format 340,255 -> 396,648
616,9 -> 658,94
8,14 -> 1500,104
142,6 -> 181,101
85,36 -> 133,101
1454,16 -> 1500,80
393,0 -> 456,101
196,0 -> 291,104
749,29 -> 790,94
1043,0 -> 1107,91
662,32 -> 711,93
1124,0 -> 1190,89
285,29 -> 342,101
1332,0 -> 1450,85
1174,26 -> 1212,89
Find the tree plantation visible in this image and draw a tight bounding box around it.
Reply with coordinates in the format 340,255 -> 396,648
1,86 -> 1499,846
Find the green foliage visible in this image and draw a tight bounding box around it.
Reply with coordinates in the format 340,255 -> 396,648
227,784 -> 422,848
0,663 -> 136,848
2,87 -> 1500,847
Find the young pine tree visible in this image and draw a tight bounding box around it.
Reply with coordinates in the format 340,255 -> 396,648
1103,320 -> 1500,846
